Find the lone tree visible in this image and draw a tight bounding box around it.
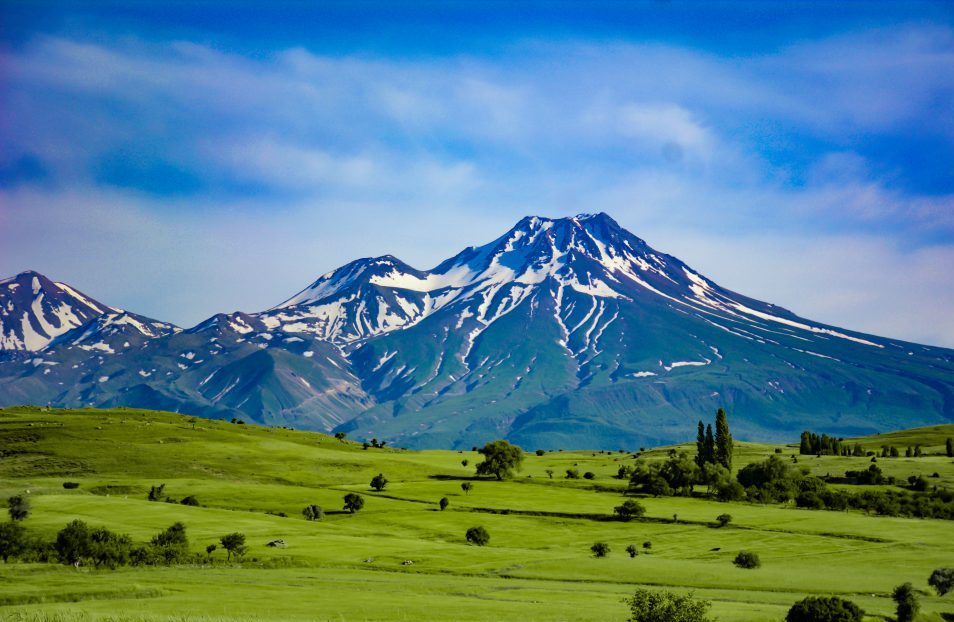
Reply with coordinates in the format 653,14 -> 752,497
929,567 -> 954,596
946,437 -> 953,458
7,496 -> 29,522
147,484 -> 166,502
625,588 -> 713,622
370,473 -> 388,491
614,500 -> 646,521
715,513 -> 732,528
715,408 -> 733,470
302,504 -> 324,521
465,526 -> 490,546
0,521 -> 26,562
475,440 -> 524,480
219,532 -> 247,562
733,551 -> 761,569
343,493 -> 365,514
626,544 -> 639,558
439,497 -> 449,511
893,583 -> 919,622
786,596 -> 864,622
591,542 -> 610,557
461,482 -> 473,495
334,431 -> 347,441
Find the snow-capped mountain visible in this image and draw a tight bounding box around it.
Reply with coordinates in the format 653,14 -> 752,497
0,271 -> 110,352
2,214 -> 952,448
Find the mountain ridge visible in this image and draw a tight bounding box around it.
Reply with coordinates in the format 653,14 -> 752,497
2,213 -> 952,448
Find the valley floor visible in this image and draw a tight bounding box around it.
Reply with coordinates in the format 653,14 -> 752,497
1,407 -> 953,621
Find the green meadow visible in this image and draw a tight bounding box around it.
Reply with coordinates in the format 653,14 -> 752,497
1,406 -> 953,621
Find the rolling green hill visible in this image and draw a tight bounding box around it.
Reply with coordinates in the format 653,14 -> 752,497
1,406 -> 953,621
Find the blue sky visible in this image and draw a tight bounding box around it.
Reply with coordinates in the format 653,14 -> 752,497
2,1 -> 954,346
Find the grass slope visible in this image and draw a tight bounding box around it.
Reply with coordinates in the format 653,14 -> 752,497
1,407 -> 953,621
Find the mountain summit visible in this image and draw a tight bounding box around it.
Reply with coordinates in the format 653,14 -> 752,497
2,215 -> 952,448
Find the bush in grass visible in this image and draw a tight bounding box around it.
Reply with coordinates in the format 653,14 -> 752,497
795,491 -> 825,509
7,495 -> 30,522
626,544 -> 639,558
206,544 -> 217,558
733,550 -> 761,569
343,493 -> 365,514
545,469 -> 554,479
625,588 -> 713,622
180,495 -> 199,506
219,532 -> 247,562
370,473 -> 388,491
461,459 -> 469,467
535,449 -> 545,456
475,440 -> 524,480
892,583 -> 919,622
0,521 -> 26,562
583,471 -> 596,480
929,567 -> 954,596
642,541 -> 652,550
62,482 -> 80,490
614,500 -> 646,521
302,504 -> 324,521
89,527 -> 132,569
785,596 -> 864,622
465,526 -> 489,546
334,431 -> 347,441
590,542 -> 610,557
55,519 -> 91,565
439,497 -> 449,511
714,513 -> 732,527
461,482 -> 473,495
565,468 -> 580,479
148,522 -> 189,564
147,484 -> 166,502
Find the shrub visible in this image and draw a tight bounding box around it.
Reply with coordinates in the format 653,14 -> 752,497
7,495 -> 30,522
439,497 -> 449,511
642,541 -> 652,550
302,504 -> 324,521
614,500 -> 646,521
62,482 -> 80,490
89,527 -> 132,568
465,526 -> 489,546
147,484 -> 166,502
475,440 -> 524,480
733,551 -> 761,569
626,544 -> 639,558
461,482 -> 473,495
795,491 -> 825,509
0,521 -> 26,562
461,459 -> 469,467
334,431 -> 347,441
180,496 -> 200,506
715,513 -> 732,528
343,493 -> 365,514
892,583 -> 919,622
928,567 -> 954,596
786,596 -> 863,622
625,588 -> 713,622
545,469 -> 554,479
148,522 -> 189,564
566,468 -> 580,479
583,471 -> 596,480
370,473 -> 388,491
55,519 -> 91,565
219,532 -> 247,562
590,542 -> 610,557
535,449 -> 545,456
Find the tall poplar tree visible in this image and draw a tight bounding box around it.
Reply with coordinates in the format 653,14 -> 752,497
695,421 -> 707,468
715,408 -> 733,471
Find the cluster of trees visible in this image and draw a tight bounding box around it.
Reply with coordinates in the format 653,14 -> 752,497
799,431 -> 864,456
695,408 -> 734,471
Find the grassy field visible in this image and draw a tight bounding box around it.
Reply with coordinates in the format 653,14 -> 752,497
1,406 -> 953,621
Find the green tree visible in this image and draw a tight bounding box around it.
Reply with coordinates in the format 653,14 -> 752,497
7,495 -> 30,522
715,408 -> 733,470
786,596 -> 864,622
475,440 -> 524,480
892,583 -> 918,622
150,522 -> 189,564
733,551 -> 761,569
343,493 -> 364,513
219,532 -> 247,562
302,504 -> 324,521
370,473 -> 388,491
545,469 -> 554,479
334,431 -> 347,441
465,526 -> 489,546
626,544 -> 639,558
625,588 -> 713,622
704,424 -> 715,465
590,542 -> 610,557
695,421 -> 707,468
929,567 -> 954,596
947,437 -> 954,458
0,521 -> 26,562
439,497 -> 449,511
55,519 -> 91,565
614,500 -> 646,521
147,484 -> 166,502
461,482 -> 473,495
716,513 -> 732,528
566,468 -> 581,479
89,527 -> 132,569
